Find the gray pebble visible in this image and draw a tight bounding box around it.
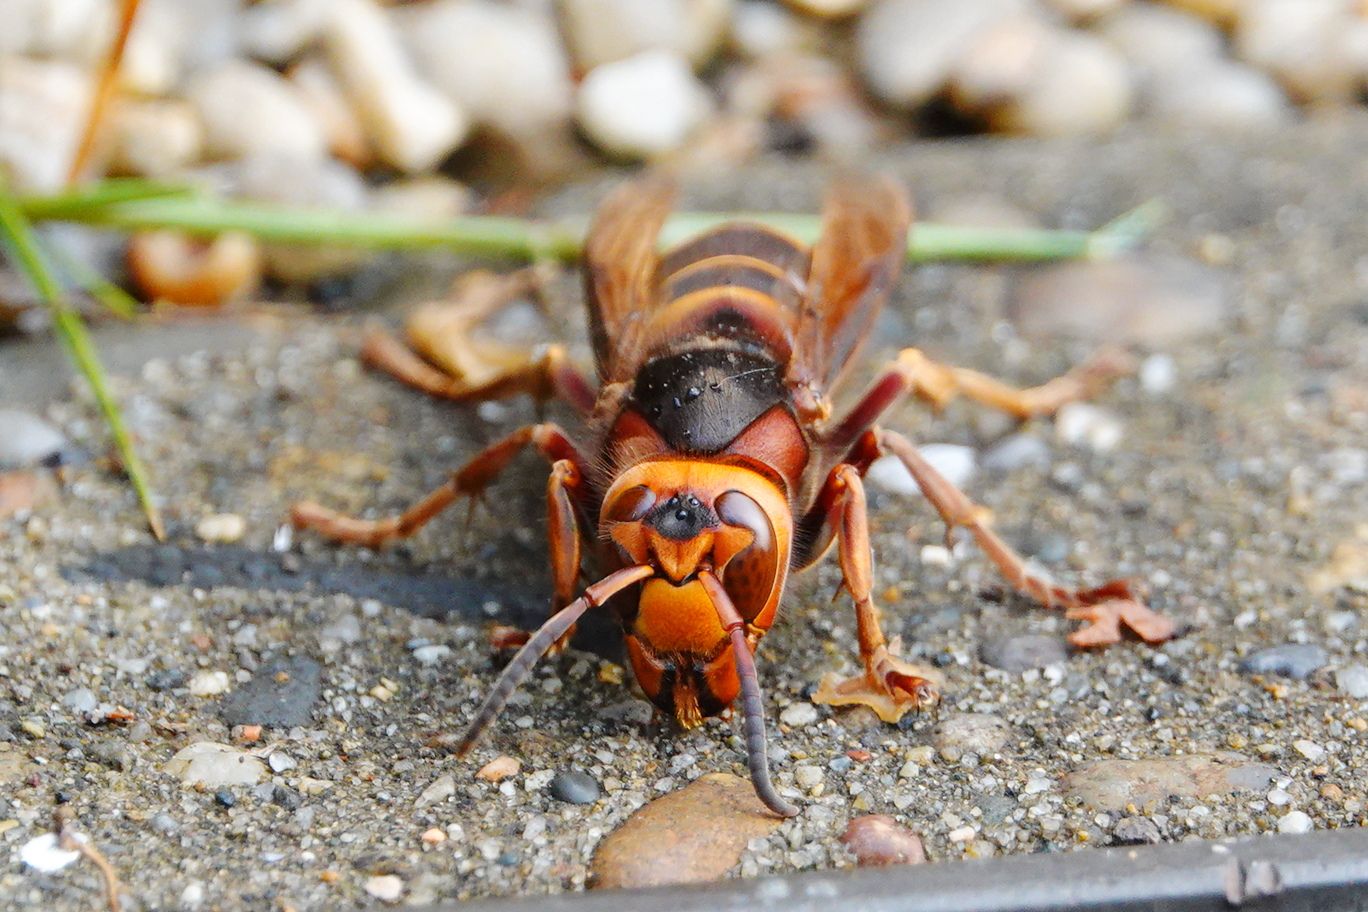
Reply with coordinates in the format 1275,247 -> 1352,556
88,741 -> 132,771
0,410 -> 75,469
1239,644 -> 1328,680
61,688 -> 97,714
149,813 -> 179,835
1112,816 -> 1162,844
549,770 -> 600,804
980,634 -> 1069,672
982,433 -> 1052,473
932,713 -> 1010,756
1336,664 -> 1368,699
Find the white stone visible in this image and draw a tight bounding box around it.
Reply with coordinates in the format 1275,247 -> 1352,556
240,0 -> 332,64
165,742 -> 267,788
1096,3 -> 1224,78
364,874 -> 404,903
323,0 -> 468,173
0,0 -> 114,63
1147,60 -> 1291,130
122,0 -> 241,96
411,643 -> 453,666
288,56 -> 370,167
187,61 -> 326,162
195,513 -> 246,544
559,0 -> 733,71
400,0 -> 572,139
920,544 -> 953,567
1139,354 -> 1177,394
576,50 -> 712,159
898,760 -> 921,779
1336,664 -> 1368,699
1277,810 -> 1313,834
731,1 -> 814,59
948,825 -> 976,842
19,833 -> 83,873
188,670 -> 231,696
857,0 -> 1028,108
1234,0 -> 1361,103
1024,773 -> 1053,794
1056,402 -> 1124,452
0,58 -> 89,192
1267,788 -> 1292,806
779,702 -> 819,727
1293,739 -> 1326,763
415,774 -> 456,807
982,30 -> 1133,137
794,764 -> 824,791
108,99 -> 203,178
867,445 -> 975,496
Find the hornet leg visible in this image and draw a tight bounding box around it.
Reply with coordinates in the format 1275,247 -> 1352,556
875,428 -> 1175,648
363,266 -> 597,415
800,460 -> 944,723
827,346 -> 1134,452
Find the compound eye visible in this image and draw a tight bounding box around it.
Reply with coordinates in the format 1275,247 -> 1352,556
715,490 -> 778,620
604,485 -> 656,523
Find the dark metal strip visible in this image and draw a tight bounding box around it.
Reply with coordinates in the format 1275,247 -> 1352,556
438,828 -> 1368,912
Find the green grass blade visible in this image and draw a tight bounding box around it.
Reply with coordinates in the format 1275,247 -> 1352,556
18,185 -> 1153,266
0,179 -> 163,540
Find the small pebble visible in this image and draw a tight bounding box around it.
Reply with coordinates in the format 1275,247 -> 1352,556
840,814 -> 927,866
1139,354 -> 1177,394
933,714 -> 1010,756
476,755 -> 521,782
1056,403 -> 1123,453
1239,644 -> 1328,680
195,513 -> 246,544
779,702 -> 819,728
549,769 -> 601,805
576,50 -> 711,159
213,788 -> 236,808
981,433 -> 1052,473
1336,664 -> 1368,699
188,670 -> 231,697
61,687 -> 97,714
1277,811 -> 1313,835
364,874 -> 405,903
420,827 -> 446,846
19,833 -> 82,873
1112,816 -> 1162,844
415,774 -> 456,808
794,765 -> 824,791
0,410 -> 72,469
165,742 -> 266,789
1293,740 -> 1326,763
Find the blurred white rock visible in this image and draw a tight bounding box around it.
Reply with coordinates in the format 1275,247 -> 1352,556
187,60 -> 326,162
0,57 -> 89,192
122,0 -> 241,95
399,0 -> 573,140
559,0 -> 733,71
730,1 -> 818,59
785,0 -> 870,17
576,50 -> 712,159
978,30 -> 1134,136
108,98 -> 204,178
857,0 -> 1028,109
240,0 -> 332,65
323,0 -> 468,173
1095,3 -> 1224,79
1235,0 -> 1361,103
0,0 -> 114,64
289,56 -> 371,167
1147,59 -> 1292,129
372,175 -> 473,222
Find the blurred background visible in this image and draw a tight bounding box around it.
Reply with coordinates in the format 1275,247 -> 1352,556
2,0 -> 1367,314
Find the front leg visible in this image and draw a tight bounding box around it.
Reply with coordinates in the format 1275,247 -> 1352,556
875,429 -> 1175,648
802,464 -> 943,723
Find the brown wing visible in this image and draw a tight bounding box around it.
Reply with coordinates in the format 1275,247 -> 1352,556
583,176 -> 677,382
789,175 -> 912,399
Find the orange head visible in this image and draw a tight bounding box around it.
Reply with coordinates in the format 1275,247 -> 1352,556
599,460 -> 792,727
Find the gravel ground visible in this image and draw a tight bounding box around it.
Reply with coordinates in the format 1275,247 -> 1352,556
3,116 -> 1367,910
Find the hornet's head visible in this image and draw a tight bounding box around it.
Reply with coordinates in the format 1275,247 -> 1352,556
599,460 -> 792,727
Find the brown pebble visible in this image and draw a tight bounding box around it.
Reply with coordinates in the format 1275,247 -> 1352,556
591,773 -> 784,889
0,471 -> 55,520
476,755 -> 521,782
420,827 -> 446,846
847,749 -> 872,762
235,725 -> 263,743
840,814 -> 927,867
319,870 -> 339,884
1321,783 -> 1344,802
